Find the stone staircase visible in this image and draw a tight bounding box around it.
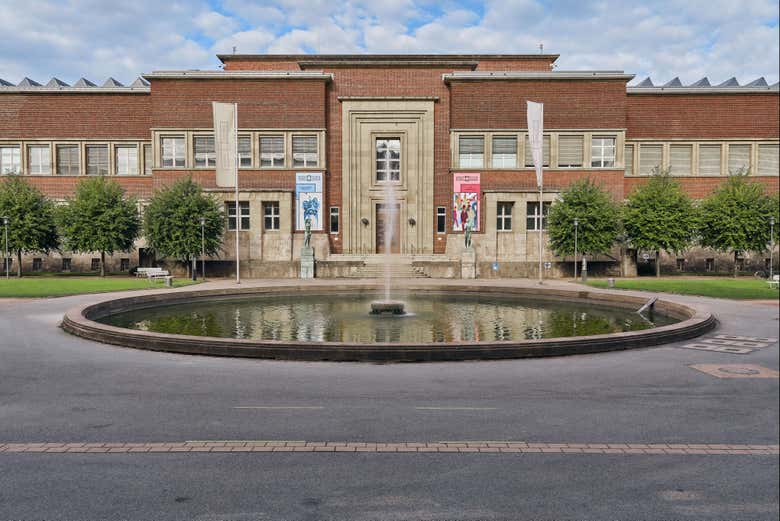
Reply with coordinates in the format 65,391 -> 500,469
327,255 -> 431,278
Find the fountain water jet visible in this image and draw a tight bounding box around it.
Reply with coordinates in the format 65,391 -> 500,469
372,163 -> 405,316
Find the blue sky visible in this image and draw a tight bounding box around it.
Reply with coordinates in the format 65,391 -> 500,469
1,0 -> 778,86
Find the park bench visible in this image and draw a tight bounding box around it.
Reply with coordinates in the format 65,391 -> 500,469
768,275 -> 780,290
135,267 -> 164,278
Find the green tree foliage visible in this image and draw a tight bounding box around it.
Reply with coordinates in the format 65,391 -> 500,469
57,177 -> 140,276
0,176 -> 59,277
622,168 -> 697,276
143,178 -> 224,276
698,174 -> 776,277
547,179 -> 620,274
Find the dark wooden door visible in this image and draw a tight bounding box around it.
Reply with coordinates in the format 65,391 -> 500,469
376,204 -> 400,254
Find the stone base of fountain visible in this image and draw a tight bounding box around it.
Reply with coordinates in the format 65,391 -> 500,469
370,300 -> 406,315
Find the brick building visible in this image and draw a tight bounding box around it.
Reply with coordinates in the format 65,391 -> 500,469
1,54 -> 778,277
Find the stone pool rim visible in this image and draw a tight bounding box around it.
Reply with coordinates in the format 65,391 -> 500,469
61,283 -> 717,362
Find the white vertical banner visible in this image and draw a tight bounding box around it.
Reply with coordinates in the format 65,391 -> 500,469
212,102 -> 236,188
526,101 -> 544,188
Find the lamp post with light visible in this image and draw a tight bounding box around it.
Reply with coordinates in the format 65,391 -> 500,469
573,217 -> 579,280
200,216 -> 206,280
2,216 -> 8,279
770,216 -> 776,280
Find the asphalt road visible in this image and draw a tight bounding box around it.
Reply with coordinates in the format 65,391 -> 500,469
1,281 -> 778,520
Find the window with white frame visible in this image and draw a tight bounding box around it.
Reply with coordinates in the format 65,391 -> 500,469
491,136 -> 517,168
728,144 -> 751,174
436,206 -> 446,234
57,145 -> 80,175
263,201 -> 280,230
86,145 -> 108,176
669,144 -> 692,175
524,135 -> 550,167
0,145 -> 21,174
161,136 -> 185,168
758,144 -> 779,176
28,145 -> 51,175
260,136 -> 284,167
376,137 -> 401,182
238,135 -> 252,167
143,144 -> 152,174
226,201 -> 250,231
591,136 -> 615,167
115,145 -> 138,176
698,144 -> 721,175
330,207 -> 339,233
459,136 -> 484,168
292,135 -> 318,167
526,201 -> 551,231
638,144 -> 662,175
496,202 -> 513,231
558,135 -> 584,168
193,135 -> 216,168
624,144 -> 634,176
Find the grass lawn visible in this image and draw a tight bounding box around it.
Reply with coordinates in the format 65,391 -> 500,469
0,275 -> 199,298
585,277 -> 780,300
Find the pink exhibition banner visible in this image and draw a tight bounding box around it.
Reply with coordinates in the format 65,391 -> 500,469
452,173 -> 480,232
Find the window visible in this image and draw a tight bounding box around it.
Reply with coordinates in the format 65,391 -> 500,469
260,136 -> 284,167
670,145 -> 692,175
497,202 -> 513,231
526,201 -> 551,231
263,201 -> 280,231
0,146 -> 21,174
676,258 -> 685,271
558,135 -> 583,167
492,136 -> 517,168
57,145 -> 80,175
143,144 -> 153,174
91,258 -> 100,271
61,258 -> 71,272
292,135 -> 318,167
86,145 -> 108,176
735,257 -> 745,272
639,144 -> 662,175
193,136 -> 216,168
699,145 -> 721,176
376,137 -> 401,182
766,258 -> 772,271
757,144 -> 779,176
1,257 -> 10,272
120,258 -> 130,272
728,144 -> 751,174
624,144 -> 634,176
238,135 -> 252,168
705,258 -> 714,272
459,136 -> 484,168
591,136 -> 616,168
115,145 -> 137,176
32,258 -> 42,271
28,145 -> 51,175
161,136 -> 185,167
226,201 -> 250,231
330,207 -> 339,234
436,206 -> 446,234
524,135 -> 550,167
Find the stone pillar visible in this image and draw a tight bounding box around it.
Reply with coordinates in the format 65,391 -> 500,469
461,247 -> 476,279
300,246 -> 315,279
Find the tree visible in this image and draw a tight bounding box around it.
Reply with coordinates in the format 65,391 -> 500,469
622,168 -> 697,277
698,173 -> 776,277
0,176 -> 59,277
547,179 -> 621,277
57,177 -> 140,276
143,178 -> 224,277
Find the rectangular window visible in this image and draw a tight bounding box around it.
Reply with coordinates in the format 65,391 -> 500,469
115,145 -> 138,176
238,135 -> 252,168
699,144 -> 722,176
263,201 -> 280,231
669,144 -> 692,175
591,136 -> 616,168
61,258 -> 71,272
436,206 -> 446,234
758,144 -> 779,176
459,136 -> 484,168
161,136 -> 185,168
676,258 -> 685,271
558,135 -> 584,168
57,145 -> 80,176
86,145 -> 108,176
260,136 -> 284,167
526,201 -> 551,231
0,146 -> 21,174
32,258 -> 42,271
28,145 -> 51,175
120,258 -> 130,272
143,144 -> 153,174
705,258 -> 714,272
638,144 -> 662,175
91,258 -> 100,271
193,135 -> 216,168
329,207 -> 339,234
226,201 -> 250,231
624,144 -> 634,176
376,137 -> 401,182
728,144 -> 751,174
497,202 -> 513,231
491,136 -> 517,168
524,135 -> 550,167
292,135 -> 318,168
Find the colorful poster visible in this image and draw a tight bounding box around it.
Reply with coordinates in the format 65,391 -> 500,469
295,172 -> 323,231
452,173 -> 480,231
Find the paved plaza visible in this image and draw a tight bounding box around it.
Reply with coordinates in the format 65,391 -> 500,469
1,279 -> 778,520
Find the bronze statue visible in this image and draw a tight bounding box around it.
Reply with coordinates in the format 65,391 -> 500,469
304,218 -> 312,248
464,221 -> 472,249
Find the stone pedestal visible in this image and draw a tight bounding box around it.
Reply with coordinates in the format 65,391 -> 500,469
461,247 -> 476,279
300,247 -> 315,279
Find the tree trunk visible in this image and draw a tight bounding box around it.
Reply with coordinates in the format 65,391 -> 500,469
16,250 -> 22,278
655,250 -> 661,277
100,251 -> 106,277
185,257 -> 191,279
733,251 -> 739,278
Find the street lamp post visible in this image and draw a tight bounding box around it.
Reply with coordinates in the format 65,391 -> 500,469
200,217 -> 206,280
2,216 -> 8,279
770,216 -> 776,280
573,217 -> 579,280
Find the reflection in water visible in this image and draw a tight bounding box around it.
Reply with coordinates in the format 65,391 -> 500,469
101,294 -> 677,343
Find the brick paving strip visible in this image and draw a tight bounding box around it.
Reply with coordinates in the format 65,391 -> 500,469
1,441 -> 778,455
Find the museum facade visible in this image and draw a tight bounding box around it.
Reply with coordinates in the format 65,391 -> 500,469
1,54 -> 778,277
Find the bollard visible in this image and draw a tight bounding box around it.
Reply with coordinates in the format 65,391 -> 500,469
608,278 -> 615,288
165,276 -> 173,287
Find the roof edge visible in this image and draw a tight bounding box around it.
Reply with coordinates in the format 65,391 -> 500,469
142,70 -> 333,81
627,86 -> 779,94
443,71 -> 634,82
218,53 -> 560,62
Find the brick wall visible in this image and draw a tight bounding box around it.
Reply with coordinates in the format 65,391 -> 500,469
23,176 -> 154,199
152,169 -> 297,191
223,59 -> 302,71
624,175 -> 779,199
480,169 -> 625,199
475,58 -> 555,71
